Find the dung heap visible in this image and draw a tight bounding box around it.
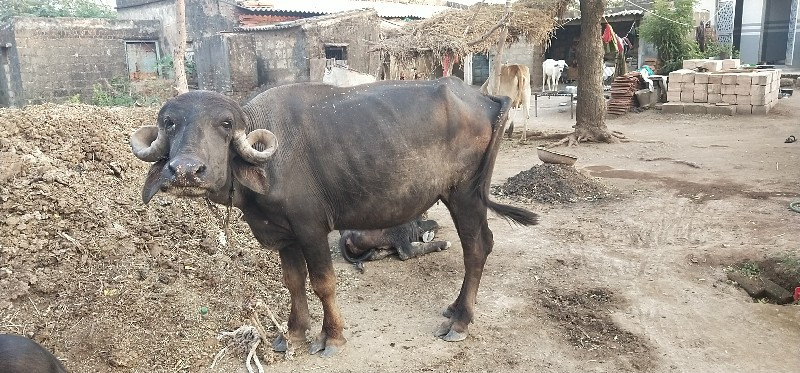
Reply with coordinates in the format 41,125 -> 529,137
492,164 -> 613,204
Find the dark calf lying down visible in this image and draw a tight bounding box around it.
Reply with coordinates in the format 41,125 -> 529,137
339,217 -> 450,271
0,334 -> 67,373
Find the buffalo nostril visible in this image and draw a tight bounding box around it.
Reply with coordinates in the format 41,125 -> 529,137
195,164 -> 206,175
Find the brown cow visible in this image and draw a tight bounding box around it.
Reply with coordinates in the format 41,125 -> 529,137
480,64 -> 532,140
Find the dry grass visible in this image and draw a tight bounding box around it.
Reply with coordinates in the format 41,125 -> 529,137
375,0 -> 571,63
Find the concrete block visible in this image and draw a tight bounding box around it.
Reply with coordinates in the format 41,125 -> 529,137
682,71 -> 697,83
668,81 -> 681,91
694,91 -> 708,102
722,84 -> 736,95
694,83 -> 708,92
708,84 -> 722,94
669,69 -> 695,83
722,59 -> 741,69
750,85 -> 767,97
667,91 -> 681,102
683,59 -> 705,69
737,74 -> 752,85
751,95 -> 766,105
751,105 -> 768,115
722,73 -> 739,84
707,103 -> 735,115
708,93 -> 722,103
708,74 -> 724,84
683,103 -> 707,114
735,104 -> 752,115
681,83 -> 696,92
722,94 -> 737,104
680,92 -> 695,103
752,72 -> 770,85
695,73 -> 710,84
662,102 -> 684,113
702,60 -> 723,72
735,86 -> 751,96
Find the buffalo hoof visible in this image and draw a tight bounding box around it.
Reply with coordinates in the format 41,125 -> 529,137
309,332 -> 346,357
421,230 -> 435,243
272,335 -> 288,352
434,321 -> 468,342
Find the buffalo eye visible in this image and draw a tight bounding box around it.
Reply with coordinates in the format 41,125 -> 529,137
163,117 -> 175,129
221,120 -> 233,129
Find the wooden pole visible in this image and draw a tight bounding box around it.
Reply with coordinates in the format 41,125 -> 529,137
489,0 -> 512,93
174,0 -> 189,94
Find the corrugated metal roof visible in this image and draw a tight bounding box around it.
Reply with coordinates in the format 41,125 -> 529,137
562,9 -> 644,23
237,0 -> 449,19
236,8 -> 376,31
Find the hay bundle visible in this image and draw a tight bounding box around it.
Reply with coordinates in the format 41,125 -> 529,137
375,0 -> 571,64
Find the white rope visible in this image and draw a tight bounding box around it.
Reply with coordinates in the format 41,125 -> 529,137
624,0 -> 693,27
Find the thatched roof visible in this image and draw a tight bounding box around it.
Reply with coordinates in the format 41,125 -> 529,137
374,0 -> 571,63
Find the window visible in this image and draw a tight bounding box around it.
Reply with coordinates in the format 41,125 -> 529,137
324,44 -> 348,61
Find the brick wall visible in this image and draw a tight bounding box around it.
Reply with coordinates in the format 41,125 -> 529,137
6,17 -> 160,105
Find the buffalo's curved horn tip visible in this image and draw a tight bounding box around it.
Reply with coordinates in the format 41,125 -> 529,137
130,125 -> 168,162
233,129 -> 278,164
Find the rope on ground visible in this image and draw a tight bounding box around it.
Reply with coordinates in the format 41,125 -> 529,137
210,325 -> 264,373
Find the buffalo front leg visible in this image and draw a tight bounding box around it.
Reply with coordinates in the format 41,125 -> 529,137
303,236 -> 347,357
436,197 -> 493,342
272,247 -> 311,352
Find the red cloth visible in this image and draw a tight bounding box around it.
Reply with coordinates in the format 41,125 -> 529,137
602,24 -> 613,43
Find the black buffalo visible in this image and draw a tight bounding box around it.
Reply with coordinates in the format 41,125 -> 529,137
129,77 -> 538,357
0,334 -> 67,373
339,216 -> 450,271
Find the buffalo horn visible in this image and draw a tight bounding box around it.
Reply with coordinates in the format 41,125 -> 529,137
130,125 -> 168,162
233,129 -> 278,164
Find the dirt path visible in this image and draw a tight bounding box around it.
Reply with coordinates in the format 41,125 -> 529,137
2,96 -> 799,373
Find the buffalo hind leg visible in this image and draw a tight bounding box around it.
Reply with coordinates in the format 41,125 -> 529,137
273,247 -> 311,352
435,196 -> 493,341
397,241 -> 451,261
303,234 -> 347,357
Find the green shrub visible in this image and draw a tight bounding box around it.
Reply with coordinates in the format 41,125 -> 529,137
638,0 -> 696,74
92,77 -> 137,107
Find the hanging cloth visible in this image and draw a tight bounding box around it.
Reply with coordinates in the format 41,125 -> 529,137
602,24 -> 614,43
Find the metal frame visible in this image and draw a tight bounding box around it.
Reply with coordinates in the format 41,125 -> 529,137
533,92 -> 575,119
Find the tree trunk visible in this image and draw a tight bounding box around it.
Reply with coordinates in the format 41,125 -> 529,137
174,0 -> 189,94
563,0 -> 618,145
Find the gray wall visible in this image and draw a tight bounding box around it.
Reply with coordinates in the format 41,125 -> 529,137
196,11 -> 381,100
0,17 -> 160,106
116,0 -> 237,57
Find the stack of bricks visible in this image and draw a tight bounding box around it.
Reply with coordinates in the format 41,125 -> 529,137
663,59 -> 781,115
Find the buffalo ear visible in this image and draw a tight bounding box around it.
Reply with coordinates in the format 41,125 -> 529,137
231,157 -> 270,195
142,159 -> 167,204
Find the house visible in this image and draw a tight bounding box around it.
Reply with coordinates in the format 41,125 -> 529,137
0,17 -> 161,107
115,0 -> 238,64
731,0 -> 799,66
545,7 -> 646,82
195,9 -> 382,100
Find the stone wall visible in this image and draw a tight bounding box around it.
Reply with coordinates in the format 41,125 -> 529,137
1,17 -> 160,106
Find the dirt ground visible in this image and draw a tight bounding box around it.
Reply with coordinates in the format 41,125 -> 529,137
1,93 -> 799,373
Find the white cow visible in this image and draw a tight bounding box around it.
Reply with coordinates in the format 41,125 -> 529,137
481,64 -> 532,140
322,64 -> 377,87
542,59 -> 568,92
